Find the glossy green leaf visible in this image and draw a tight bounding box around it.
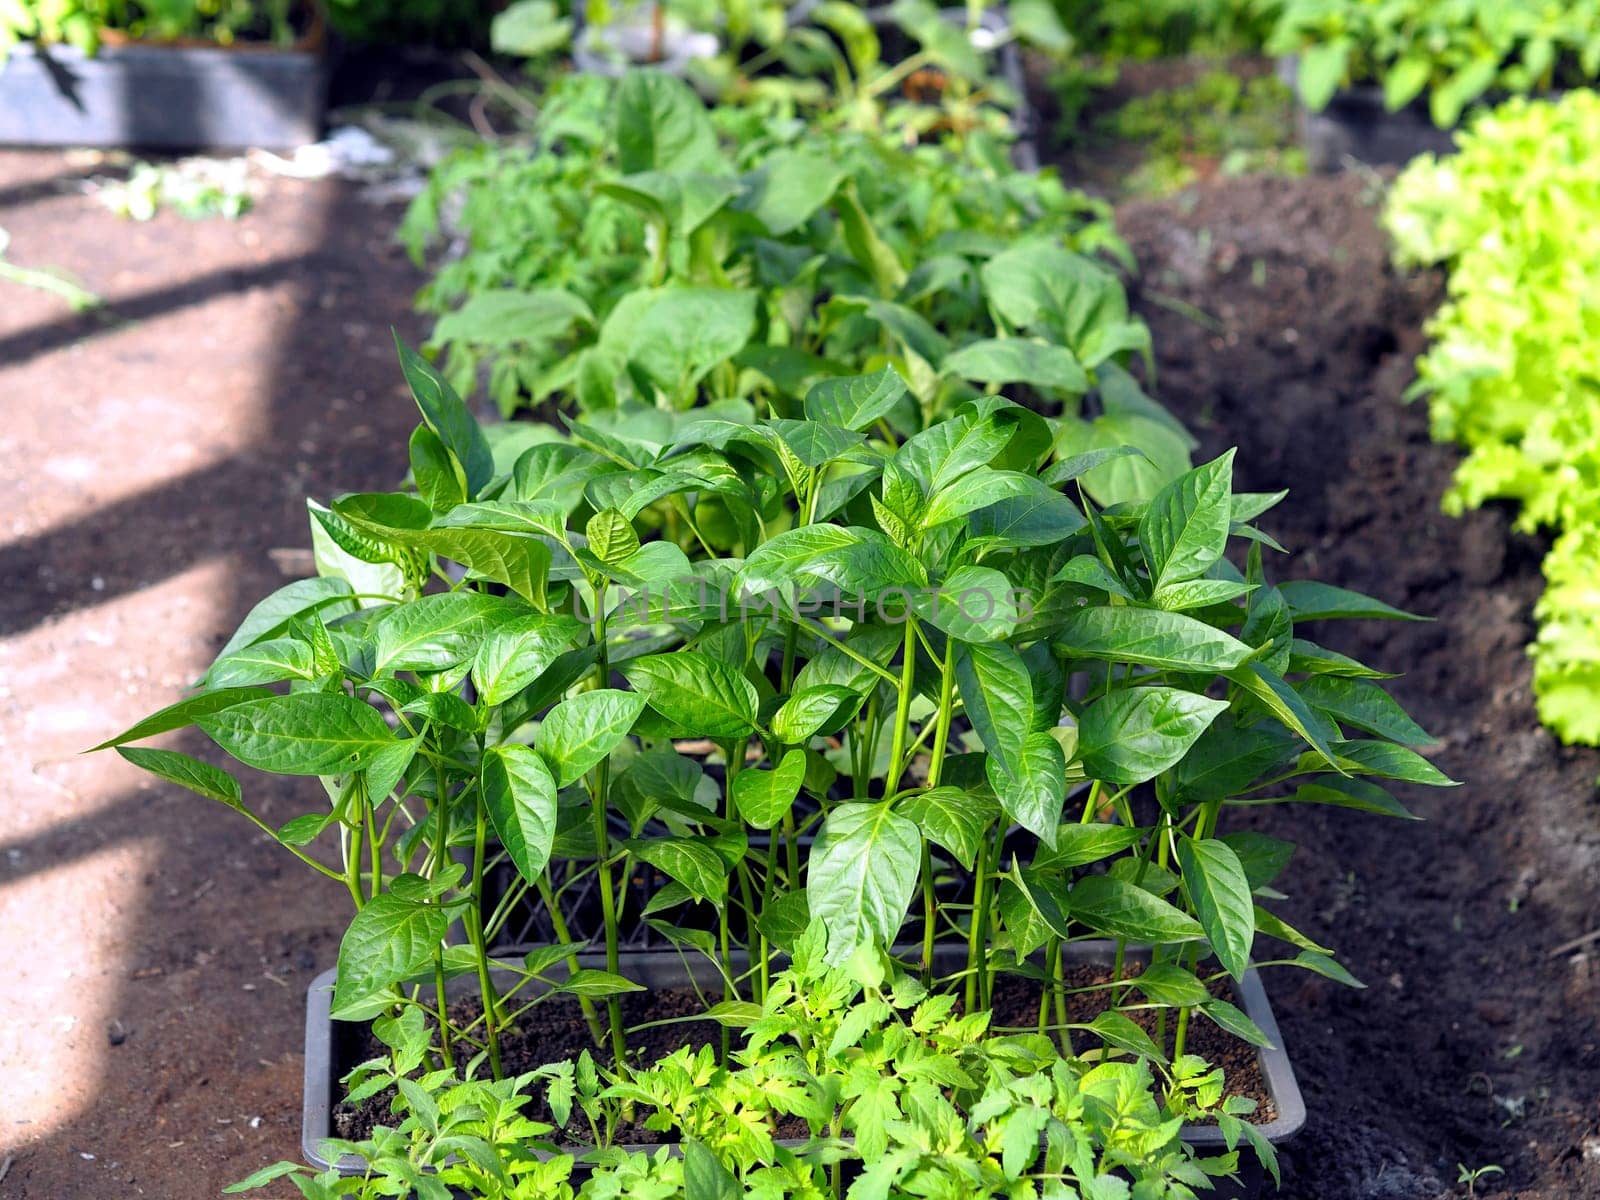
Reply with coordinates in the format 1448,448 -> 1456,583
1067,874 -> 1204,944
394,334 -> 493,499
802,368 -> 909,431
614,69 -> 719,174
538,689 -> 647,787
1177,836 -> 1255,980
1139,450 -> 1235,590
90,686 -> 274,750
628,838 -> 730,906
331,878 -> 451,1019
198,693 -> 397,776
955,641 -> 1033,779
730,750 -> 805,830
471,615 -> 584,708
986,731 -> 1066,848
1298,676 -> 1433,745
1276,580 -> 1425,622
1052,606 -> 1255,671
621,653 -> 758,740
1292,775 -> 1420,820
943,337 -> 1088,393
915,565 -> 1020,643
1031,822 -> 1143,871
770,685 -> 861,744
481,744 -> 558,885
808,802 -> 921,965
116,746 -> 243,810
896,786 -> 997,870
1079,687 -> 1229,786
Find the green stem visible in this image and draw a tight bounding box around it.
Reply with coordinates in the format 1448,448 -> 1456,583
885,618 -> 918,793
590,587 -> 628,1066
536,875 -> 605,1049
467,788 -> 504,1080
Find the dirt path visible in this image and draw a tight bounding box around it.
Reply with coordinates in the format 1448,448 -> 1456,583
0,150 -> 428,1198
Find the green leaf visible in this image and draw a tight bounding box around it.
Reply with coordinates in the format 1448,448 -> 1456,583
538,689 -> 647,787
1031,823 -> 1143,871
1067,875 -> 1204,944
1200,999 -> 1272,1048
1292,776 -> 1420,820
614,69 -> 719,174
1052,607 -> 1255,671
1152,579 -> 1256,612
223,1161 -> 305,1193
553,969 -> 647,998
481,745 -> 558,885
1084,1010 -> 1165,1062
1139,450 -> 1235,589
986,731 -> 1066,848
768,418 -> 864,470
802,368 -> 909,430
915,565 -> 1020,642
955,641 -> 1033,779
1297,37 -> 1352,111
771,685 -> 861,744
684,1139 -> 739,1200
943,338 -> 1087,393
1078,687 -> 1229,786
1221,832 -> 1297,890
808,802 -> 922,964
369,590 -> 524,676
739,149 -> 848,236
628,838 -> 730,906
966,485 -> 1086,549
621,653 -> 758,740
921,468 -> 1039,531
1134,962 -> 1211,1007
331,878 -> 451,1019
896,786 -> 997,870
207,637 -> 317,688
1289,950 -> 1364,989
1227,661 -> 1341,768
1172,718 -> 1297,804
472,616 -> 583,708
735,524 -> 864,596
585,508 -> 640,566
1176,836 -> 1255,980
115,747 -> 243,810
197,694 -> 397,776
896,411 -> 1015,495
410,424 -> 467,514
490,1 -> 572,56
209,577 -> 355,669
1276,580 -> 1425,622
394,334 -> 493,499
1325,739 -> 1456,787
1298,677 -> 1433,745
597,286 -> 756,398
90,686 -> 273,750
731,750 -> 805,830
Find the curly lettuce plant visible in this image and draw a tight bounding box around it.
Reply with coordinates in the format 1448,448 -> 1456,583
231,933 -> 1275,1198
1267,0 -> 1600,126
1385,90 -> 1600,743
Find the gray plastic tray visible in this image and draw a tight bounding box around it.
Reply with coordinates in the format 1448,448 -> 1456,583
303,941 -> 1304,1193
0,41 -> 326,150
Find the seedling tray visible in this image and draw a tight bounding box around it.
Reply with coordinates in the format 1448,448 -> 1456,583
303,942 -> 1303,1195
0,41 -> 326,150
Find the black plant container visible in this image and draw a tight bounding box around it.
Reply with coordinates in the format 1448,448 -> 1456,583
0,39 -> 327,150
302,942 -> 1303,1197
1279,56 -> 1459,172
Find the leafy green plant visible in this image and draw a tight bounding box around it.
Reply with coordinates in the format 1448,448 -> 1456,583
1049,0 -> 1271,60
98,325 -> 1447,1095
1385,91 -> 1600,745
402,65 -> 1159,487
0,0 -> 303,58
1097,67 -> 1305,195
1267,0 -> 1600,126
231,935 -> 1275,1198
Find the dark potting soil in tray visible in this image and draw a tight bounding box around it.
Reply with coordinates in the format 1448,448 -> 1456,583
334,965 -> 1274,1145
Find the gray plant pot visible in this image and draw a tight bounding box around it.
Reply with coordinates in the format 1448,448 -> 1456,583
0,40 -> 327,150
302,942 -> 1303,1196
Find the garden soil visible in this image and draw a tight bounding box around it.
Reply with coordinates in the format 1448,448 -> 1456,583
1,145 -> 1597,1200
